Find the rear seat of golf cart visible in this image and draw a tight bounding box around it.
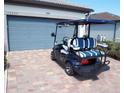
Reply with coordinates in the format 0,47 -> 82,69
61,36 -> 110,64
70,37 -> 106,58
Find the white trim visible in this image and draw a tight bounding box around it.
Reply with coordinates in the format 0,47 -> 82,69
4,14 -> 8,51
4,70 -> 8,93
5,11 -> 81,20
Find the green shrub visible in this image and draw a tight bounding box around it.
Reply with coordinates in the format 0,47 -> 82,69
102,41 -> 120,60
4,51 -> 7,70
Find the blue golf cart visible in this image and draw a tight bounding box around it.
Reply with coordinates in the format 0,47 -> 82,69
51,19 -> 115,76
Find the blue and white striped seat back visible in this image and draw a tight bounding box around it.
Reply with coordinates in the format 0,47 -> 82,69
73,38 -> 85,50
86,38 -> 97,49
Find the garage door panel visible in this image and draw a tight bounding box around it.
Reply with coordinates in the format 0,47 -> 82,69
8,16 -> 60,51
8,16 -> 74,51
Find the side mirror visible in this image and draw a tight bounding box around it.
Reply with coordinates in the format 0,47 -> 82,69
51,32 -> 56,37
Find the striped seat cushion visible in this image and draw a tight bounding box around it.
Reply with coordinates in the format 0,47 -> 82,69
71,37 -> 97,50
71,37 -> 104,58
85,38 -> 97,49
76,50 -> 105,58
71,38 -> 85,50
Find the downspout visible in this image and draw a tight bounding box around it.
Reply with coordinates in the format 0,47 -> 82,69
54,24 -> 58,46
75,23 -> 78,37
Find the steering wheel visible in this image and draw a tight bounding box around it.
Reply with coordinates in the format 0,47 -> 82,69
63,36 -> 70,45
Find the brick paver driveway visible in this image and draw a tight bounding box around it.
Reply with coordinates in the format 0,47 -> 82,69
7,49 -> 120,93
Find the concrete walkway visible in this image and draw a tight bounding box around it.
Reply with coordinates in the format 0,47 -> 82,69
6,49 -> 120,93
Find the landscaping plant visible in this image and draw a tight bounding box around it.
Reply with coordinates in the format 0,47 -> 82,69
102,41 -> 120,60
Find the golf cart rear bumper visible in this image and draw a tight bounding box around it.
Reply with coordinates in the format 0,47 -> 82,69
73,61 -> 102,76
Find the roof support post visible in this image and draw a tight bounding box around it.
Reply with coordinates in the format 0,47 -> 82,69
113,23 -> 117,42
75,23 -> 78,37
88,24 -> 90,37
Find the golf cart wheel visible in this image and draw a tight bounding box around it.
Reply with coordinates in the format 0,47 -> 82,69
65,62 -> 74,76
51,51 -> 56,61
104,60 -> 110,65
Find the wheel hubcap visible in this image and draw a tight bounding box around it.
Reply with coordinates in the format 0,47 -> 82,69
66,66 -> 72,74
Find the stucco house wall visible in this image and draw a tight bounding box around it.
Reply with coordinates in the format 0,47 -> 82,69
90,22 -> 120,41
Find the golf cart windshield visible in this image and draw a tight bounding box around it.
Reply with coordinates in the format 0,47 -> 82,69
55,25 -> 75,44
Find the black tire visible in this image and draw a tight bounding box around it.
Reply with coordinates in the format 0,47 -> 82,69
51,51 -> 56,61
65,62 -> 75,76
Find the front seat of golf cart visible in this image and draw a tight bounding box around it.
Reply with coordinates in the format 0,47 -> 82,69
60,37 -> 72,55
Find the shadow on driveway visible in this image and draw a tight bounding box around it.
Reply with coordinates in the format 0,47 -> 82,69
53,59 -> 110,81
73,64 -> 110,81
